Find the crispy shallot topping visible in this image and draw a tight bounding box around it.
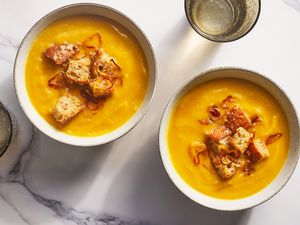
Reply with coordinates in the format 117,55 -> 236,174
220,155 -> 235,165
83,32 -> 102,50
198,118 -> 213,125
48,72 -> 67,89
189,142 -> 207,165
266,133 -> 282,145
220,95 -> 235,109
208,105 -> 221,118
251,115 -> 262,126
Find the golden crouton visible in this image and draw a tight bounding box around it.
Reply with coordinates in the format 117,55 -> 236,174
91,51 -> 121,79
206,126 -> 232,155
246,139 -> 270,163
207,126 -> 232,144
216,163 -> 236,180
210,153 -> 237,180
65,57 -> 91,85
229,127 -> 253,153
51,94 -> 85,125
44,44 -> 78,65
225,106 -> 251,132
89,77 -> 113,98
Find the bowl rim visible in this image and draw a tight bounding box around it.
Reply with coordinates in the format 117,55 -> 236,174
13,3 -> 157,146
184,0 -> 261,43
0,102 -> 13,157
159,66 -> 300,211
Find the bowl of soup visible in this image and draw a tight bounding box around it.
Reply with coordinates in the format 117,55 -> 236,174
14,3 -> 156,146
159,67 -> 299,210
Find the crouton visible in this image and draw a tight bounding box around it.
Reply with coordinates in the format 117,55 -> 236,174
207,139 -> 228,155
51,94 -> 85,125
246,139 -> 270,163
89,77 -> 113,98
206,126 -> 232,155
91,51 -> 121,79
243,159 -> 255,175
207,126 -> 232,143
225,106 -> 251,132
229,127 -> 253,153
216,163 -> 236,180
210,153 -> 237,180
65,57 -> 91,85
44,44 -> 78,65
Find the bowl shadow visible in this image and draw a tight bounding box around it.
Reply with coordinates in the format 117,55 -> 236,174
104,133 -> 252,225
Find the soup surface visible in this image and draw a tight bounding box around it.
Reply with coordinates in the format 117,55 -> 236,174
167,78 -> 289,199
26,15 -> 148,136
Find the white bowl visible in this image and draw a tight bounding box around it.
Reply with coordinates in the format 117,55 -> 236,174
159,67 -> 300,211
14,3 -> 156,146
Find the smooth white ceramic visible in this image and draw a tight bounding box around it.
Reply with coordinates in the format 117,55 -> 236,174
14,3 -> 156,146
159,67 -> 300,211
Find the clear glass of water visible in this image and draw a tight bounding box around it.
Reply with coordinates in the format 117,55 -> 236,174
0,102 -> 14,157
185,0 -> 261,42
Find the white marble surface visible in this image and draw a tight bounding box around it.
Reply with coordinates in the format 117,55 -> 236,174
0,0 -> 300,224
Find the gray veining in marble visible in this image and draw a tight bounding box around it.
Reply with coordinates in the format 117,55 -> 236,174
1,1 -> 300,224
0,29 -> 156,225
0,33 -> 19,64
0,129 -> 157,225
0,34 -> 19,49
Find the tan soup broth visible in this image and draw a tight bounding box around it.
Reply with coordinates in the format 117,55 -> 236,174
26,15 -> 148,136
167,78 -> 289,199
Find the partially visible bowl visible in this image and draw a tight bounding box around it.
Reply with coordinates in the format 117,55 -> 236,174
159,67 -> 300,210
14,3 -> 156,146
0,102 -> 13,157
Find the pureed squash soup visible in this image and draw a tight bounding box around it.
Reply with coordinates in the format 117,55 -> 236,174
25,15 -> 148,136
167,78 -> 289,199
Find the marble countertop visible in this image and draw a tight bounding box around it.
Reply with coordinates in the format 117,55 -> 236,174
1,0 -> 300,224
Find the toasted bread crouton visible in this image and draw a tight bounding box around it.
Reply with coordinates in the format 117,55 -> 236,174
210,154 -> 237,180
44,44 -> 78,65
206,126 -> 232,155
229,127 -> 253,153
91,51 -> 121,79
246,139 -> 270,163
89,77 -> 113,98
207,126 -> 232,143
65,57 -> 91,85
51,94 -> 85,125
225,106 -> 251,132
207,139 -> 228,155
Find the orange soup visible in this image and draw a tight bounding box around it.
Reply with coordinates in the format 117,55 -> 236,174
167,78 -> 289,199
25,15 -> 148,136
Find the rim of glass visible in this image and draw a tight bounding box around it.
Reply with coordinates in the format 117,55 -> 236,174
184,0 -> 261,43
